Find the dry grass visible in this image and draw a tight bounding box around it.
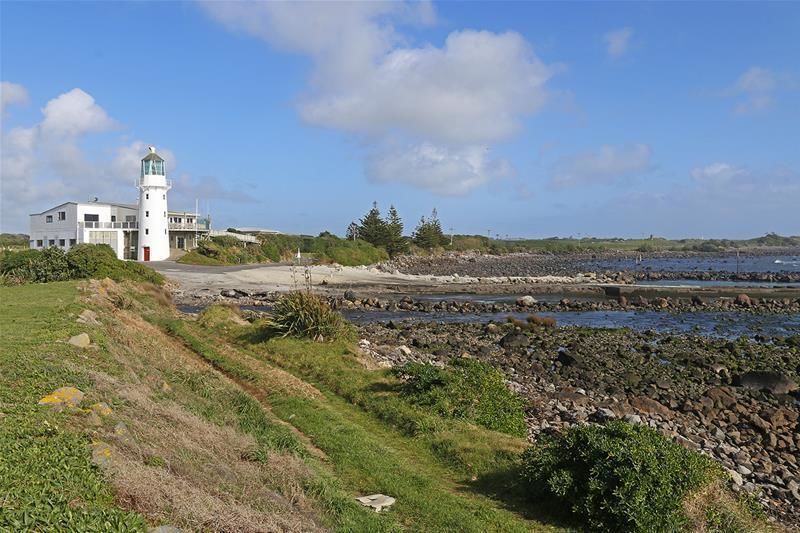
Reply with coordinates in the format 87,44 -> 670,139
70,279 -> 326,532
527,315 -> 556,329
683,480 -> 779,533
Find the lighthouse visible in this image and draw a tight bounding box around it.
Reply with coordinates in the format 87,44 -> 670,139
137,146 -> 171,261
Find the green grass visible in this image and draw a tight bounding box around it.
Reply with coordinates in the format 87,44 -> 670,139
0,282 -> 146,531
166,315 -> 561,531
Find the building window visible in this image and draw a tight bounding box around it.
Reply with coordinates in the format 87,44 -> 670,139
48,239 -> 55,246
36,240 -> 43,247
164,228 -> 167,234
59,239 -> 65,246
163,211 -> 166,217
111,215 -> 116,222
162,194 -> 165,200
145,229 -> 149,235
125,215 -> 136,222
146,211 -> 149,218
69,239 -> 76,246
58,211 -> 66,220
146,193 -> 149,199
46,215 -> 53,223
84,214 -> 99,222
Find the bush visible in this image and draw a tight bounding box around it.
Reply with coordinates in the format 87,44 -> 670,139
265,291 -> 351,341
393,358 -> 527,436
0,245 -> 163,285
521,421 -> 719,532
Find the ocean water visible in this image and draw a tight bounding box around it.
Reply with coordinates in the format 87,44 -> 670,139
583,255 -> 800,274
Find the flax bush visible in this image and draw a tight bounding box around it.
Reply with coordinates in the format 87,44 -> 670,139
266,291 -> 351,342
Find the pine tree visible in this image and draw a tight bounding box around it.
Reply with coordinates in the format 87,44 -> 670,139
413,209 -> 446,249
357,202 -> 389,247
385,205 -> 407,257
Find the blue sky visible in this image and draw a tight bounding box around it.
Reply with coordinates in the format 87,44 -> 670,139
2,1 -> 798,238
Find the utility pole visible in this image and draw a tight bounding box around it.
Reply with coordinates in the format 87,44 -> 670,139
449,227 -> 454,246
487,229 -> 492,241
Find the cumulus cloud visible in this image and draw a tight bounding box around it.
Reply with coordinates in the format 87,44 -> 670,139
551,144 -> 652,187
603,28 -> 632,58
1,81 -> 29,113
0,88 -> 243,231
728,67 -> 783,114
201,1 -> 556,194
368,143 -> 511,195
690,162 -> 747,184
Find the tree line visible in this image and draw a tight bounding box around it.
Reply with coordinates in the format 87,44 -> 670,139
347,202 -> 448,257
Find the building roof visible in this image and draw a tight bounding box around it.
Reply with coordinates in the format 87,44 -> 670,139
142,146 -> 164,161
29,200 -> 137,216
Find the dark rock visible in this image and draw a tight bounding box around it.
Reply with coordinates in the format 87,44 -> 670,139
499,332 -> 529,350
734,371 -> 798,395
344,290 -> 357,302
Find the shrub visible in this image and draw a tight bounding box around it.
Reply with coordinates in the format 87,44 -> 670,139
393,359 -> 527,436
0,247 -> 71,283
265,291 -> 351,341
520,421 -> 720,532
527,314 -> 556,328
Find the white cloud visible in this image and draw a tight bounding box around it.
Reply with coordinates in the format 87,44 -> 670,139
603,28 -> 632,58
201,1 -> 556,194
690,162 -> 746,184
551,144 -> 652,187
729,67 -> 779,114
38,88 -> 116,137
1,81 -> 29,113
368,143 -> 511,195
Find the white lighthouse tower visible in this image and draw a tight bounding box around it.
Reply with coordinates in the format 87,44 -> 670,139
137,146 -> 171,261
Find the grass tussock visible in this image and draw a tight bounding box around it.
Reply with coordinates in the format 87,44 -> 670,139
506,315 -> 557,331
265,291 -> 352,342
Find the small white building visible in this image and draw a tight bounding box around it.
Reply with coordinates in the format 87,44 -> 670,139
29,147 -> 209,261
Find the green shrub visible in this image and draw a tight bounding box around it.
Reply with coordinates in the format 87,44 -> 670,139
393,359 -> 527,436
0,245 -> 163,285
266,291 -> 352,342
0,247 -> 71,283
521,421 -> 720,532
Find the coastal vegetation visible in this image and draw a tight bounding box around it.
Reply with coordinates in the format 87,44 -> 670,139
0,273 -> 777,531
0,244 -> 163,285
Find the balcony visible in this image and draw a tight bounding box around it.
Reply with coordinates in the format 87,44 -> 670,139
80,221 -> 138,229
169,222 -> 210,231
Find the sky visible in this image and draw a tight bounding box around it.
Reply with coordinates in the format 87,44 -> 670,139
1,1 -> 799,238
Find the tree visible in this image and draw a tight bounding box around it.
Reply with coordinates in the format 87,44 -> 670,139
346,222 -> 359,241
413,209 -> 446,249
385,205 -> 408,257
357,202 -> 389,248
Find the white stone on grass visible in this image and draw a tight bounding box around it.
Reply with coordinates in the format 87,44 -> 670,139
356,494 -> 396,512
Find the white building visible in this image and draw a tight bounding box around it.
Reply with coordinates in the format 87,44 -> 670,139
29,147 -> 209,261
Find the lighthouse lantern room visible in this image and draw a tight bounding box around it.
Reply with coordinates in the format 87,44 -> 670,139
137,146 -> 171,261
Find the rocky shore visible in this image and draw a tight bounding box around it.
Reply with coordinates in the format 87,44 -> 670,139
357,319 -> 800,528
181,288 -> 800,315
381,252 -> 800,283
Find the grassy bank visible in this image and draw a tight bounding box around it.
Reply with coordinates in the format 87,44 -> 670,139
1,279 -> 771,531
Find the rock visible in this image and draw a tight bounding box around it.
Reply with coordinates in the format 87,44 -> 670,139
38,387 -> 84,408
728,468 -> 744,486
734,371 -> 798,395
344,290 -> 357,302
90,402 -> 113,418
557,350 -> 580,367
220,289 -> 238,298
397,345 -> 412,356
356,494 -> 396,512
589,408 -> 616,423
90,440 -> 113,468
516,295 -> 537,307
735,294 -> 752,307
499,332 -> 529,350
737,465 -> 753,476
623,414 -> 643,425
68,333 -> 91,348
629,396 -> 673,419
76,309 -> 100,325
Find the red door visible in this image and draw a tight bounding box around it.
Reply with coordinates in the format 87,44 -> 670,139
143,247 -> 150,261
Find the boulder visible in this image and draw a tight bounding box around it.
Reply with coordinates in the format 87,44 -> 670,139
499,332 -> 529,350
516,295 -> 537,307
38,387 -> 84,408
734,371 -> 798,395
76,309 -> 100,325
735,294 -> 752,307
629,396 -> 673,419
356,494 -> 396,512
68,333 -> 91,348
